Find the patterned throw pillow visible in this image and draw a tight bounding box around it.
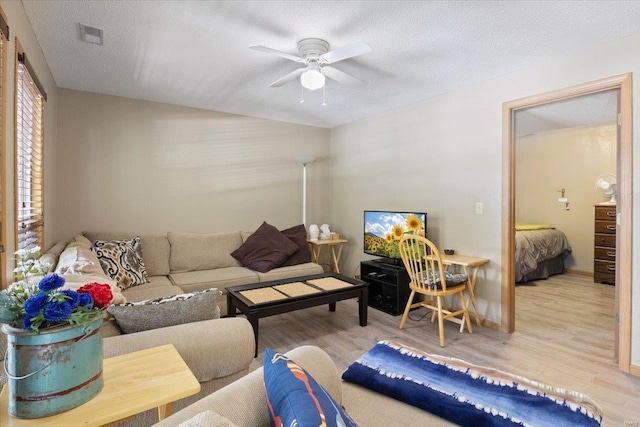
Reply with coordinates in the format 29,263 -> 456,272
107,288 -> 222,333
263,348 -> 358,427
93,237 -> 149,289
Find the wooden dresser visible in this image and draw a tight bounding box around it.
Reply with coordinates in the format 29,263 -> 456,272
594,205 -> 616,285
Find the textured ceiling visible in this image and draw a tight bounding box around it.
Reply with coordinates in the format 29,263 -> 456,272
21,1 -> 640,129
515,90 -> 618,137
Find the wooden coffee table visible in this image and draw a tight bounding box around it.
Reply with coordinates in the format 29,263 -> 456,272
227,273 -> 368,357
0,344 -> 200,426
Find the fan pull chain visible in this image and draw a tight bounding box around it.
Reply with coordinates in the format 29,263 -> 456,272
322,84 -> 327,106
300,83 -> 304,104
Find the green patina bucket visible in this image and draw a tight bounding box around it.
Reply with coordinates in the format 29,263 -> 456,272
2,315 -> 104,419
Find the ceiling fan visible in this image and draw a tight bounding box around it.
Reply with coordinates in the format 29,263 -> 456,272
249,38 -> 372,91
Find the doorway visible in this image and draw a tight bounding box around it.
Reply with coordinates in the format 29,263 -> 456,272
501,74 -> 633,373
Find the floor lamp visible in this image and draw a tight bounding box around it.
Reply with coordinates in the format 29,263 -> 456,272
295,156 -> 316,226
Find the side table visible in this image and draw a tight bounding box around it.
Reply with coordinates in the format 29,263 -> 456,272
307,239 -> 348,273
425,253 -> 490,331
0,344 -> 200,427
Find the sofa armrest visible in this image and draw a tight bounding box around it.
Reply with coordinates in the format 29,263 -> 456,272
152,345 -> 342,427
103,317 -> 255,383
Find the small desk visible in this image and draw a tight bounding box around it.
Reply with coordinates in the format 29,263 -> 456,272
307,239 -> 348,273
426,253 -> 489,331
0,344 -> 200,427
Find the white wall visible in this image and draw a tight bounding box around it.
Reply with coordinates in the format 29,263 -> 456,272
55,89 -> 330,240
1,2 -> 58,283
516,124 -> 617,273
330,33 -> 640,366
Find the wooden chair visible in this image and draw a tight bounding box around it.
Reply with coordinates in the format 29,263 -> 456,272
398,235 -> 473,347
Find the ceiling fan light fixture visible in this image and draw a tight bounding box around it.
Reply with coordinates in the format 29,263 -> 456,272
301,69 -> 325,90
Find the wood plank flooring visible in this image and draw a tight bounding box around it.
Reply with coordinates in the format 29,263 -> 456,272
248,273 -> 640,426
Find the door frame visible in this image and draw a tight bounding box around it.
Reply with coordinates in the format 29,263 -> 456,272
501,73 -> 633,372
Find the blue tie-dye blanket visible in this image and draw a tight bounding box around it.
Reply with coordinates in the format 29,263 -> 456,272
342,341 -> 602,427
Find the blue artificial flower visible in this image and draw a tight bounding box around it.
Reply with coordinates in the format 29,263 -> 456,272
43,301 -> 72,322
77,293 -> 94,309
22,315 -> 33,330
24,293 -> 49,317
62,289 -> 80,307
38,274 -> 66,292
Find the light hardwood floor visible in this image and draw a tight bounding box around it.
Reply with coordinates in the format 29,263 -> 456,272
249,273 -> 640,426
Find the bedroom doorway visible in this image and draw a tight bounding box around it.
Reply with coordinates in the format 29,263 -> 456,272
502,74 -> 633,374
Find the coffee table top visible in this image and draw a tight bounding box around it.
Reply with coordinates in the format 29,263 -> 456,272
0,344 -> 200,426
227,273 -> 367,307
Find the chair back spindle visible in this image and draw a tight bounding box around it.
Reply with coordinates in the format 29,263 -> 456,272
399,235 -> 449,291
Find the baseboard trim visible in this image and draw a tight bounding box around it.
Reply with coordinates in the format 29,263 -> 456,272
565,269 -> 592,277
481,318 -> 501,331
629,364 -> 640,377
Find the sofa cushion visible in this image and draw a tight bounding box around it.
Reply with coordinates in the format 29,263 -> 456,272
169,267 -> 258,293
107,288 -> 222,334
256,262 -> 324,283
169,231 -> 242,273
121,278 -> 182,303
83,232 -> 171,276
177,410 -> 240,427
93,237 -> 149,289
263,348 -> 358,427
280,224 -> 313,266
231,222 -> 299,273
46,241 -> 67,258
74,234 -> 93,249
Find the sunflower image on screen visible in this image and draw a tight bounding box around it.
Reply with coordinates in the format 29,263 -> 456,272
364,211 -> 427,260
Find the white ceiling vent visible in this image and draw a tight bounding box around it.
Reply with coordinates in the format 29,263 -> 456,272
79,23 -> 103,45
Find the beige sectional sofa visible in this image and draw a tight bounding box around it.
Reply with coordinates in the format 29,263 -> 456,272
0,315 -> 256,427
81,231 -> 323,320
38,230 -> 322,337
153,345 -> 455,427
1,229 -> 322,426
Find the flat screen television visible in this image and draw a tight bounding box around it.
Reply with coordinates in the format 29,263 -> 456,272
364,210 -> 427,264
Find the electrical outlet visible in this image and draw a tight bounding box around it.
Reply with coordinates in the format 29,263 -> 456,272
475,202 -> 484,215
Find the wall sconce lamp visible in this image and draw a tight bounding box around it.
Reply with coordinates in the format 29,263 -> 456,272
557,188 -> 570,211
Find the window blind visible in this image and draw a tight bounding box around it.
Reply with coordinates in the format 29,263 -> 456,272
16,51 -> 45,251
0,14 -> 6,259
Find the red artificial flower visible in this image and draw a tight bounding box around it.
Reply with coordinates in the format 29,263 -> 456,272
77,282 -> 113,309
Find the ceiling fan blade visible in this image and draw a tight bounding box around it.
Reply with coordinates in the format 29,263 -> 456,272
322,66 -> 363,86
321,41 -> 372,64
269,68 -> 306,87
249,45 -> 305,63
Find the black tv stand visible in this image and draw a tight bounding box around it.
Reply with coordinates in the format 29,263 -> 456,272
374,257 -> 404,267
360,260 -> 419,316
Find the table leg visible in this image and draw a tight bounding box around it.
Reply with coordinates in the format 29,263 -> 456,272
359,288 -> 368,326
460,266 -> 482,332
310,245 -> 322,264
248,315 -> 259,358
158,402 -> 173,421
330,243 -> 344,273
227,294 -> 237,317
329,302 -> 336,311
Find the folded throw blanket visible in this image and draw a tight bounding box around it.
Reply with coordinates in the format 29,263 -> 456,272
342,341 -> 602,427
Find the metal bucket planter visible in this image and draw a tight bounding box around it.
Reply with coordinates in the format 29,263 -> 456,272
2,315 -> 104,419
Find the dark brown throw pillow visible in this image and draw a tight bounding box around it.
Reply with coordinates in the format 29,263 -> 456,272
281,224 -> 313,266
231,222 -> 299,273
